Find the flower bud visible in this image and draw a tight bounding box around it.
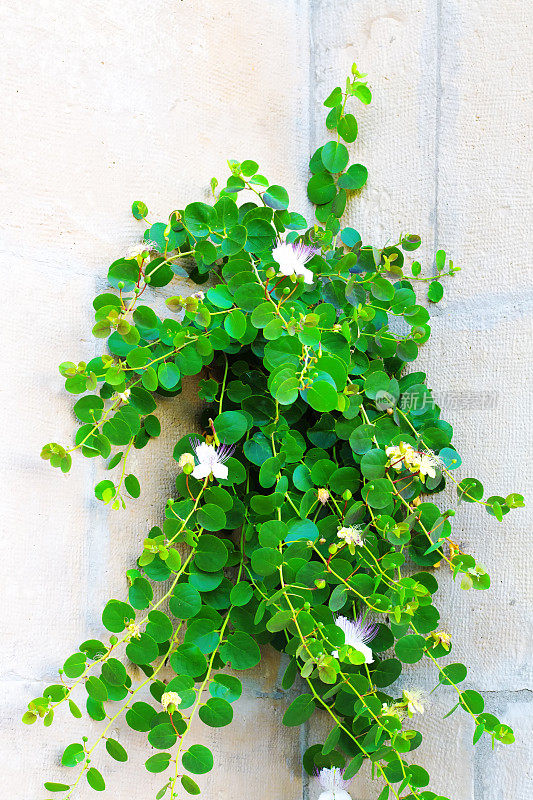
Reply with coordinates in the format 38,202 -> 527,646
109,636 -> 118,645
161,691 -> 182,713
317,488 -> 330,505
342,489 -> 352,501
178,452 -> 195,474
266,267 -> 276,279
315,578 -> 326,589
328,543 -> 338,555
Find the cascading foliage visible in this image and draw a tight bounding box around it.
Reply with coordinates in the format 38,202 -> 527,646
29,65 -> 522,800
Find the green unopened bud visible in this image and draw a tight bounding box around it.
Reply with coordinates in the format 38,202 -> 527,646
283,287 -> 291,294
178,453 -> 195,474
304,602 -> 311,611
118,281 -> 125,290
134,286 -> 141,294
328,543 -> 338,555
82,736 -> 88,743
109,636 -> 118,645
266,266 -> 276,279
342,489 -> 352,501
315,578 -> 326,589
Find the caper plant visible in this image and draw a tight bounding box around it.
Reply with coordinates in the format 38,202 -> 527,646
29,65 -> 522,800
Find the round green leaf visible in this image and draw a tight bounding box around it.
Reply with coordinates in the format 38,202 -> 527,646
148,723 -> 177,749
105,738 -> 128,762
307,172 -> 336,205
213,411 -> 248,444
170,644 -> 208,677
124,473 -> 140,498
263,184 -> 289,210
196,504 -> 227,532
371,658 -> 402,687
360,449 -> 387,479
182,744 -> 214,775
63,652 -> 86,679
306,381 -> 338,412
44,783 -> 71,792
459,690 -> 485,714
219,631 -> 260,670
158,362 -> 180,390
209,674 -> 243,703
194,535 -> 229,572
457,478 -> 484,503
439,663 -> 468,686
73,396 -> 104,424
283,694 -> 315,726
198,697 -> 234,727
146,610 -> 174,643
101,658 -> 127,686
395,634 -> 426,664
145,752 -> 172,773
181,775 -> 201,795
321,141 -> 349,173
61,743 -> 85,768
85,676 -> 108,702
133,305 -> 158,329
338,163 -> 368,190
229,581 -> 253,607
184,202 -> 217,238
250,547 -> 283,576
125,633 -> 159,665
337,113 -> 358,143
86,767 -> 105,791
169,584 -> 202,619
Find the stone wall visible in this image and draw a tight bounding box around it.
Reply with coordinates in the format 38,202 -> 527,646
1,1 -> 531,798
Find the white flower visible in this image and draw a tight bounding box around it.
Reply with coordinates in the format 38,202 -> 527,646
189,437 -> 235,481
337,526 -> 364,548
127,622 -> 141,639
431,630 -> 452,650
271,241 -> 319,284
418,453 -> 438,480
381,702 -> 407,722
316,767 -> 352,800
403,689 -> 426,716
117,388 -> 130,403
317,488 -> 330,505
126,240 -> 158,260
386,442 -> 441,482
332,615 -> 379,665
192,290 -> 205,301
161,691 -> 182,712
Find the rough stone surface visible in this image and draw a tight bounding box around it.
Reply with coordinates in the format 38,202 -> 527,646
1,1 -> 531,798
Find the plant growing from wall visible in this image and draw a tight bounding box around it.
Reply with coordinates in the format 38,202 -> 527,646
28,65 -> 522,800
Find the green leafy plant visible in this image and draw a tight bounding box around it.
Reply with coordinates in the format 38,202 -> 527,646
29,64 -> 522,800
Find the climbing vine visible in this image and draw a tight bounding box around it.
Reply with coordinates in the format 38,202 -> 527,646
28,64 -> 521,800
